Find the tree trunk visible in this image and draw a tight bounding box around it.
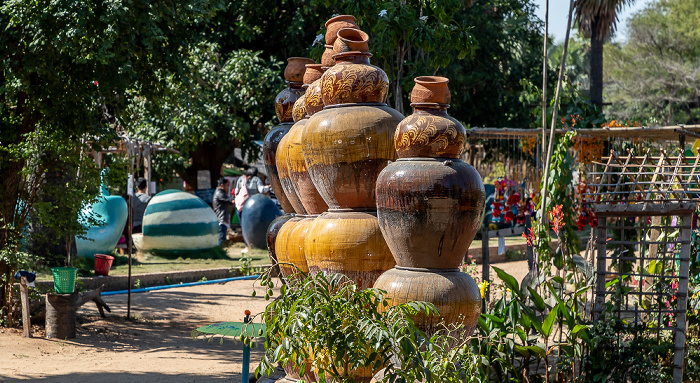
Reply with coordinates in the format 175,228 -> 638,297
179,141 -> 234,190
589,17 -> 604,109
45,287 -> 110,339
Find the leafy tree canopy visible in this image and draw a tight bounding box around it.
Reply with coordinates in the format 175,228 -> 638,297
604,0 -> 700,125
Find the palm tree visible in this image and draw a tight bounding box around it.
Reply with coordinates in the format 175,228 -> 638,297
574,0 -> 635,108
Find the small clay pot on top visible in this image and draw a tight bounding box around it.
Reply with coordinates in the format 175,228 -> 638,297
321,45 -> 336,68
284,57 -> 315,84
332,28 -> 369,55
410,76 -> 451,105
324,15 -> 358,45
303,64 -> 324,85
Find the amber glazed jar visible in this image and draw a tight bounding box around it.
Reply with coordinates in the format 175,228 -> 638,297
275,216 -> 313,283
303,211 -> 394,289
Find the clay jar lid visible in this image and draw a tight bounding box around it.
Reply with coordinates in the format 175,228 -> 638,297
303,64 -> 324,85
324,15 -> 358,45
332,28 -> 370,56
410,76 -> 451,105
321,45 -> 336,68
284,57 -> 315,83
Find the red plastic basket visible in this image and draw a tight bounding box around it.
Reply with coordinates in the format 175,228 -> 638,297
94,254 -> 114,276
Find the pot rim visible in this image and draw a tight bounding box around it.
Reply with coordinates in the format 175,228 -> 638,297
332,51 -> 373,60
287,57 -> 315,64
323,102 -> 387,109
410,102 -> 450,109
394,266 -> 461,273
324,14 -> 357,27
414,75 -> 449,85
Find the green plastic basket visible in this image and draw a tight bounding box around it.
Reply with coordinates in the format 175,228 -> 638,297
51,267 -> 77,294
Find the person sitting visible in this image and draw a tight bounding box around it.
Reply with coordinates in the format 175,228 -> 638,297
132,177 -> 151,234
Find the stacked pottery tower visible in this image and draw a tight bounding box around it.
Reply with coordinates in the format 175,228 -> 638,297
301,23 -> 401,289
264,57 -> 313,269
373,76 -> 485,336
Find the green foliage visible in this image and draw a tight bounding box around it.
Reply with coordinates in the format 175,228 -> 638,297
604,0 -> 700,125
247,269 -> 482,383
127,45 -> 284,185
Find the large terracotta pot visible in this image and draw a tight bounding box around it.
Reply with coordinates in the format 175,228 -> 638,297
376,158 -> 484,269
394,104 -> 466,159
304,211 -> 394,289
373,267 -> 481,336
302,104 -> 403,210
266,213 -> 294,276
275,216 -> 314,281
324,15 -> 358,45
320,53 -> 388,106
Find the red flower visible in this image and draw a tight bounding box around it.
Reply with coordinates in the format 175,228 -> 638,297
550,204 -> 565,234
522,227 -> 536,247
93,80 -> 99,86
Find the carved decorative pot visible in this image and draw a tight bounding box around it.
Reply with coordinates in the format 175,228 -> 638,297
324,15 -> 358,45
302,104 -> 403,209
320,40 -> 388,105
394,104 -> 466,158
304,211 -> 394,289
372,268 -> 481,336
304,77 -> 325,116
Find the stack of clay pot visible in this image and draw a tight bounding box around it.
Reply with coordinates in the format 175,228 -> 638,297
273,59 -> 330,282
264,57 -> 314,273
300,21 -> 401,289
373,76 -> 485,336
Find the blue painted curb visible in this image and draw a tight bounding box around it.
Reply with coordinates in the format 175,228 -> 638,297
102,275 -> 259,295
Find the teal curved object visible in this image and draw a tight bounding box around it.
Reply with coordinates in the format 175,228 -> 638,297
75,170 -> 128,260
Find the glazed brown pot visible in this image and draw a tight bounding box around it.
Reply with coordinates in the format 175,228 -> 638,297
321,45 -> 335,68
303,64 -> 324,85
275,216 -> 312,282
304,211 -> 395,289
276,131 -> 307,215
410,76 -> 451,105
292,94 -> 307,123
302,104 -> 403,210
373,267 -> 481,336
394,104 -> 466,159
274,83 -> 305,124
332,28 -> 369,55
284,117 -> 328,215
263,122 -> 296,213
266,214 -> 295,277
324,15 -> 358,45
320,54 -> 389,105
376,158 -> 485,269
284,57 -> 315,83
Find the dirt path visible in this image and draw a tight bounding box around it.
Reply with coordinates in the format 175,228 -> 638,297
0,261 -> 530,382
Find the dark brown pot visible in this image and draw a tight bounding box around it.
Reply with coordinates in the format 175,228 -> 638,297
266,213 -> 295,273
284,57 -> 315,83
263,122 -> 296,213
304,211 -> 394,289
373,267 -> 481,337
302,104 -> 403,210
410,76 -> 451,105
375,158 -> 484,269
274,83 -> 305,124
285,116 -> 328,215
332,28 -> 369,55
321,45 -> 335,68
324,15 -> 358,45
320,54 -> 389,105
394,105 -> 466,159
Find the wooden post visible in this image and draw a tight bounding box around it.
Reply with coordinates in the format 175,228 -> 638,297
20,277 -> 31,338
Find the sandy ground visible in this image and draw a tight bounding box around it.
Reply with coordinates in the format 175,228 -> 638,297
0,261 -> 529,382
